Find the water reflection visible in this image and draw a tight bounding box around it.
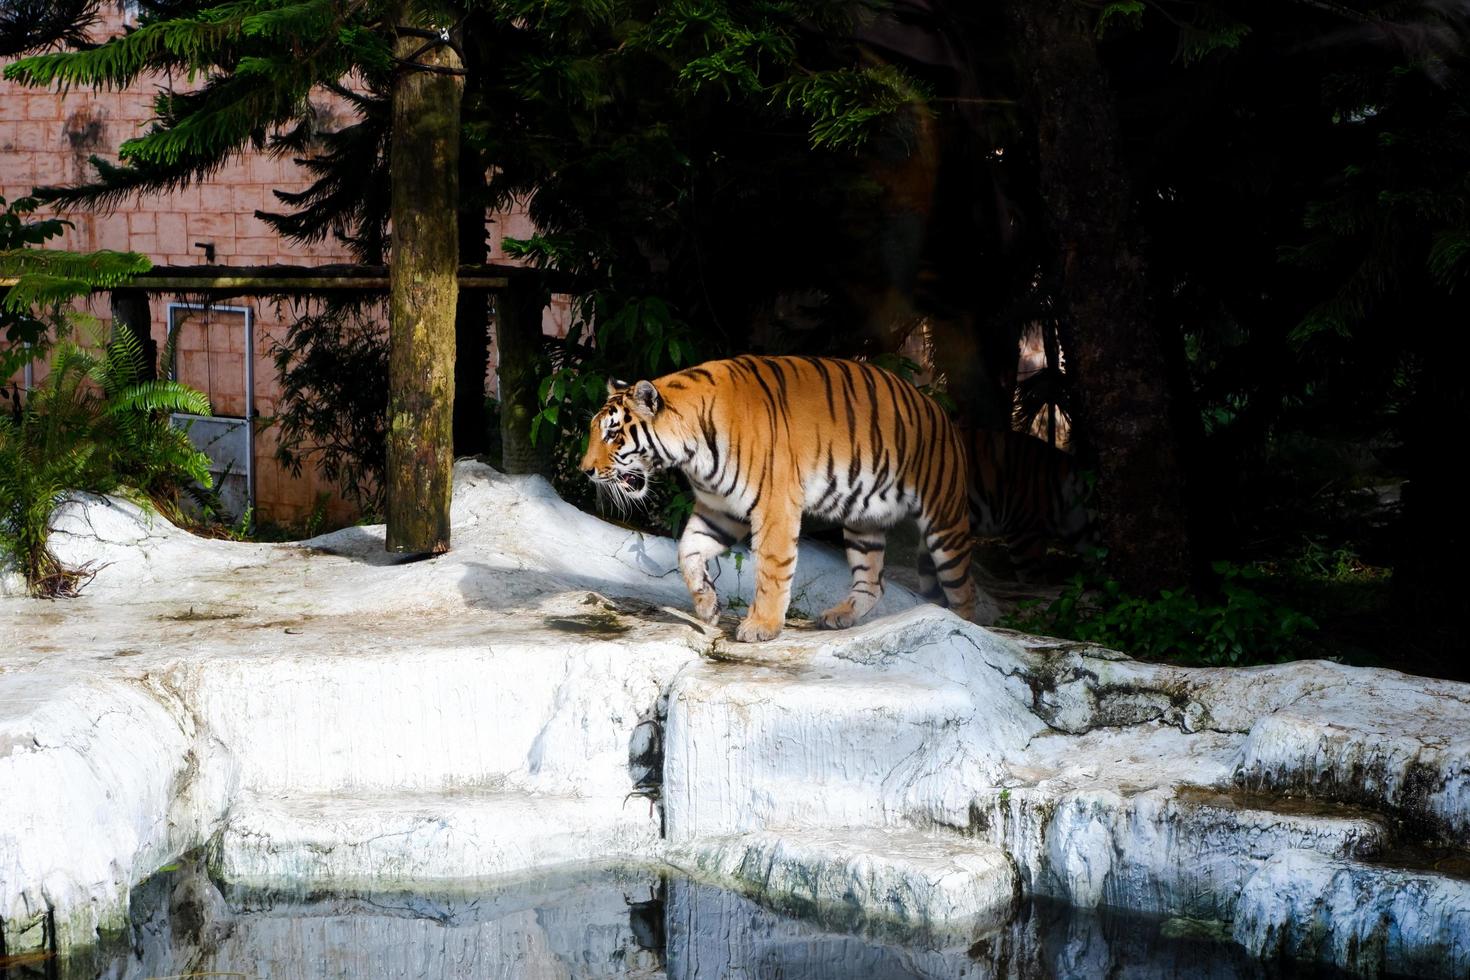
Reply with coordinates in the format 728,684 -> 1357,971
49,863 -> 1362,980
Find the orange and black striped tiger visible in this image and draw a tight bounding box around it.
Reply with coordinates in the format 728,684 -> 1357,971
580,356 -> 977,642
961,427 -> 1093,582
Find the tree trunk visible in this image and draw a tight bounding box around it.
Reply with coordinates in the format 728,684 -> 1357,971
385,23 -> 463,554
496,274 -> 551,476
1002,0 -> 1193,593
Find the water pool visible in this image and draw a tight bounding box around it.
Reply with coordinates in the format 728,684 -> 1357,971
43,863 -> 1370,979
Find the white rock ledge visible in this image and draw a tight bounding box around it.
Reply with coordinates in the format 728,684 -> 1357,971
665,829 -> 1017,942
218,789 -> 665,887
3,462 -> 1469,978
1234,849 -> 1470,979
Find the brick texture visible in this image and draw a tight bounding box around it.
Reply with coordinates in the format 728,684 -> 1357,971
2,7 -> 556,530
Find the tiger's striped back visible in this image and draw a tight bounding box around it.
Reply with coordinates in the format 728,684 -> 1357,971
964,427 -> 1092,581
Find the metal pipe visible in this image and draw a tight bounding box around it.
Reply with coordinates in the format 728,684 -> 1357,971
243,304 -> 255,526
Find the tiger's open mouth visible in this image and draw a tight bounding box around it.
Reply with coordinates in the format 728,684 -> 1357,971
618,471 -> 647,494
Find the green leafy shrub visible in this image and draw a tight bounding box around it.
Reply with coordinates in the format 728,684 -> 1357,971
1002,561 -> 1317,666
522,283 -> 702,533
0,325 -> 212,596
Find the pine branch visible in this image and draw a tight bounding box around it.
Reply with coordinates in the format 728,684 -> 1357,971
0,0 -> 103,57
0,249 -> 151,311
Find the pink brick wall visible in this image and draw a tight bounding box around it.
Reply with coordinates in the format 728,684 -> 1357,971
1,7 -> 570,529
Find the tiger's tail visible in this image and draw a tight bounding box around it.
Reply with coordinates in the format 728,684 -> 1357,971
964,426 -> 1093,582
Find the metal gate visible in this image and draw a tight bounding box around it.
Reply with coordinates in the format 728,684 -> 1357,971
166,302 -> 255,520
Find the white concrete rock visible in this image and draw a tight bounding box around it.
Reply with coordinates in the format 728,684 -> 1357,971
0,463 -> 935,951
0,671 -> 230,950
980,774 -> 1389,919
665,828 -> 1017,940
663,609 -> 1045,841
218,789 -> 664,886
1234,849 -> 1470,978
5,461 -> 1470,978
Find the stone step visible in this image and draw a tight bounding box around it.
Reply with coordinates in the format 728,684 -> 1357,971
1238,706 -> 1470,840
217,789 -> 664,886
984,781 -> 1391,921
972,727 -> 1394,920
1233,848 -> 1470,979
665,827 -> 1017,942
663,613 -> 1046,841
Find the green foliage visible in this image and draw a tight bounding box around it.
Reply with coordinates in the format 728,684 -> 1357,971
0,0 -> 105,57
0,247 -> 152,310
775,65 -> 928,150
1002,562 -> 1317,667
0,325 -> 214,596
267,300 -> 388,516
3,0 -> 391,215
726,547 -> 748,610
1096,1 -> 1145,37
0,195 -> 152,378
529,291 -> 696,448
1174,9 -> 1250,65
1274,536 -> 1388,585
524,287 -> 700,531
1284,48 -> 1470,350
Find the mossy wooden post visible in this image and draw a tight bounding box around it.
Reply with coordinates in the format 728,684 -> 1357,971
497,274 -> 551,476
386,20 -> 463,554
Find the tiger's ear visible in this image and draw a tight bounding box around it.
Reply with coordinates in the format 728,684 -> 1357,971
631,380 -> 662,418
607,378 -> 630,397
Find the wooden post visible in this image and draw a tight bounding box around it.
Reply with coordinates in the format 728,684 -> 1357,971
385,20 -> 464,554
109,287 -> 155,380
496,275 -> 551,476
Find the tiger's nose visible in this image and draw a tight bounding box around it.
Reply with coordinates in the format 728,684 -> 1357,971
581,464 -> 596,476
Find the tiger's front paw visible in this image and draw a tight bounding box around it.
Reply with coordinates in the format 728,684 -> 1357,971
735,615 -> 782,643
691,589 -> 721,625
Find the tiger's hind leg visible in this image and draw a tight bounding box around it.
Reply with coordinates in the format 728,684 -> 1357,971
1005,527 -> 1048,583
918,515 -> 977,622
817,527 -> 886,630
916,550 -> 943,604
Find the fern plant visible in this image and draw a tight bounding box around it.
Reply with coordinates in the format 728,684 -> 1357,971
0,324 -> 212,597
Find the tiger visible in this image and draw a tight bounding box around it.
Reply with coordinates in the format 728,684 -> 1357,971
961,426 -> 1093,582
580,355 -> 977,642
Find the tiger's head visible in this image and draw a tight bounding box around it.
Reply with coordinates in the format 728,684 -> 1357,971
580,379 -> 667,502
